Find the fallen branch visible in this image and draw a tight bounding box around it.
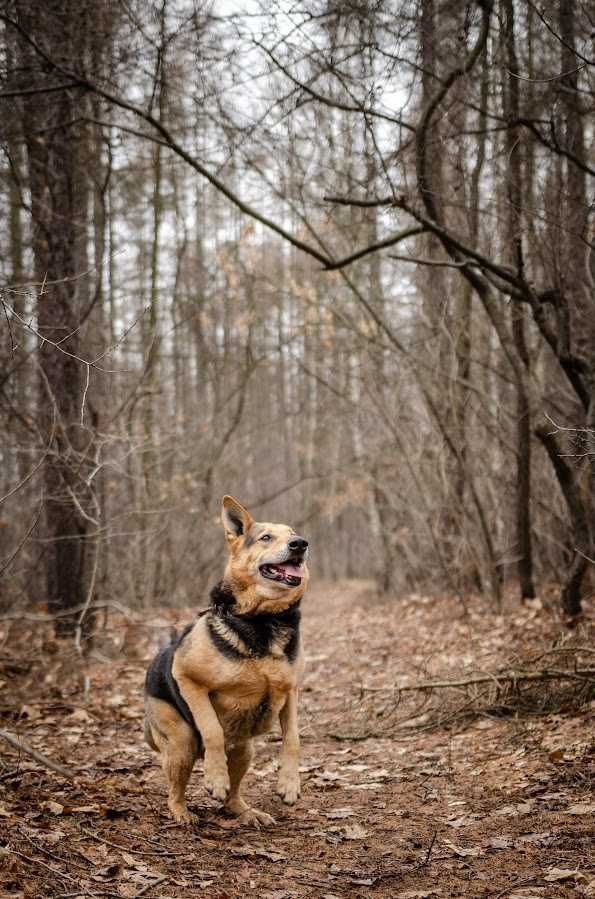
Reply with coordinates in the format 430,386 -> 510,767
0,727 -> 75,779
363,667 -> 595,693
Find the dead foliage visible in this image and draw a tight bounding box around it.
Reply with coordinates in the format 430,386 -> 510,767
0,582 -> 594,898
359,641 -> 595,733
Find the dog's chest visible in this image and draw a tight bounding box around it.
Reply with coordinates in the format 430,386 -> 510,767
217,654 -> 295,706
213,657 -> 294,740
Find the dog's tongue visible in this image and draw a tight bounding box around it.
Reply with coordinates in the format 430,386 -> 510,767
277,563 -> 302,577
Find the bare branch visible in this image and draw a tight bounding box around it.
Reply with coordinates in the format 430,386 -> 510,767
0,728 -> 75,779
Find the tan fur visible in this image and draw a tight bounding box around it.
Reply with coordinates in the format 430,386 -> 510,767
221,495 -> 308,615
144,495 -> 309,826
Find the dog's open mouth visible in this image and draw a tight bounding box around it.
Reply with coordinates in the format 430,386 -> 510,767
259,561 -> 303,587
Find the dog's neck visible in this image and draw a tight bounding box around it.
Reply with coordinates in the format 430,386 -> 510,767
210,581 -> 302,621
208,581 -> 301,661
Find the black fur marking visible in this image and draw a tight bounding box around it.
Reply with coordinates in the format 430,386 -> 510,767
227,510 -> 244,536
208,582 -> 301,661
207,617 -> 248,660
210,582 -> 236,610
284,627 -> 300,663
247,692 -> 270,732
144,624 -> 203,747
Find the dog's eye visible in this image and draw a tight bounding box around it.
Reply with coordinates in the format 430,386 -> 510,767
260,534 -> 272,542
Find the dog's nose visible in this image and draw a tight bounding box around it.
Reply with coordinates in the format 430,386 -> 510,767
289,537 -> 308,553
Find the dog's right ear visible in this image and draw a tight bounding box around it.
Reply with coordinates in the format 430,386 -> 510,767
221,495 -> 254,541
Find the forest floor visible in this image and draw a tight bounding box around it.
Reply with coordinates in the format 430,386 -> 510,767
0,580 -> 594,899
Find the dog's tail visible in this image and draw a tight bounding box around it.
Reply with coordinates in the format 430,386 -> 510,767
157,625 -> 178,651
143,717 -> 158,751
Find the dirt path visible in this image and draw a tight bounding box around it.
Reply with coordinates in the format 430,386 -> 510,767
1,582 -> 594,898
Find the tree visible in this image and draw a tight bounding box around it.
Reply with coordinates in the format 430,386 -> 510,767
1,0 -> 592,622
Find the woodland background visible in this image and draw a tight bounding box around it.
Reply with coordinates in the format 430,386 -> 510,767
0,0 -> 593,630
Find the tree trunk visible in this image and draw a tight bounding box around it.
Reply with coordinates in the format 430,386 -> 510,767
504,0 -> 535,599
17,0 -> 92,635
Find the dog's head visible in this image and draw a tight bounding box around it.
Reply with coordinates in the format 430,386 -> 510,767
220,495 -> 310,614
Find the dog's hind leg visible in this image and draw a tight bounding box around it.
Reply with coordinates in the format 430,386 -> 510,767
146,697 -> 199,824
225,741 -> 274,827
162,730 -> 198,824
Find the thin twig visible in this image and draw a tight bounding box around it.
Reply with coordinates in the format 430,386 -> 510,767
0,492 -> 43,577
507,62 -> 586,83
79,827 -> 175,858
19,827 -> 90,871
5,845 -> 79,884
490,877 -> 542,899
133,875 -> 168,898
415,829 -> 438,869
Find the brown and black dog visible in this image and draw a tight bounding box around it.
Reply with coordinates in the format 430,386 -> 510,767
144,495 -> 309,826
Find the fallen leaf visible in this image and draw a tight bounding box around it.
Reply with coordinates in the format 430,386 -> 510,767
42,800 -> 64,815
115,887 -> 137,898
230,846 -> 286,863
489,836 -> 514,850
342,824 -> 368,840
120,707 -> 143,720
65,708 -> 94,724
324,808 -> 355,820
91,863 -> 122,881
544,868 -> 585,883
446,815 -> 476,828
37,829 -> 66,845
492,802 -> 533,817
397,891 -> 441,898
515,832 -> 553,846
567,803 -> 595,815
443,839 -> 484,858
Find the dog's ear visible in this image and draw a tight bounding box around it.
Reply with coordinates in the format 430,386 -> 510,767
221,495 -> 254,540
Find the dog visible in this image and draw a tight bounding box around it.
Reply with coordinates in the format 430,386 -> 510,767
144,495 -> 310,826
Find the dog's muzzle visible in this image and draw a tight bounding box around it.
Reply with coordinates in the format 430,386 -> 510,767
260,537 -> 308,587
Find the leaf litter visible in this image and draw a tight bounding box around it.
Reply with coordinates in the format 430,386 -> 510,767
0,580 -> 593,897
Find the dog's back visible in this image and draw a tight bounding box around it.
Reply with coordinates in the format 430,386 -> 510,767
144,623 -> 203,749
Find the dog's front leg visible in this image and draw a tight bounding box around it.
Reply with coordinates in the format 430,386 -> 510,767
176,677 -> 230,801
276,688 -> 300,804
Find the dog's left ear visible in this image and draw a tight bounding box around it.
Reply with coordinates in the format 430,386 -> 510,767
221,495 -> 254,540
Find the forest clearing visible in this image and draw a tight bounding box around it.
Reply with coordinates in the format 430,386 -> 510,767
1,581 -> 594,898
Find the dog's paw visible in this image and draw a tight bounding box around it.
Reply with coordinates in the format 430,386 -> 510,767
203,761 -> 230,802
276,772 -> 300,805
237,807 -> 276,828
169,803 -> 198,824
